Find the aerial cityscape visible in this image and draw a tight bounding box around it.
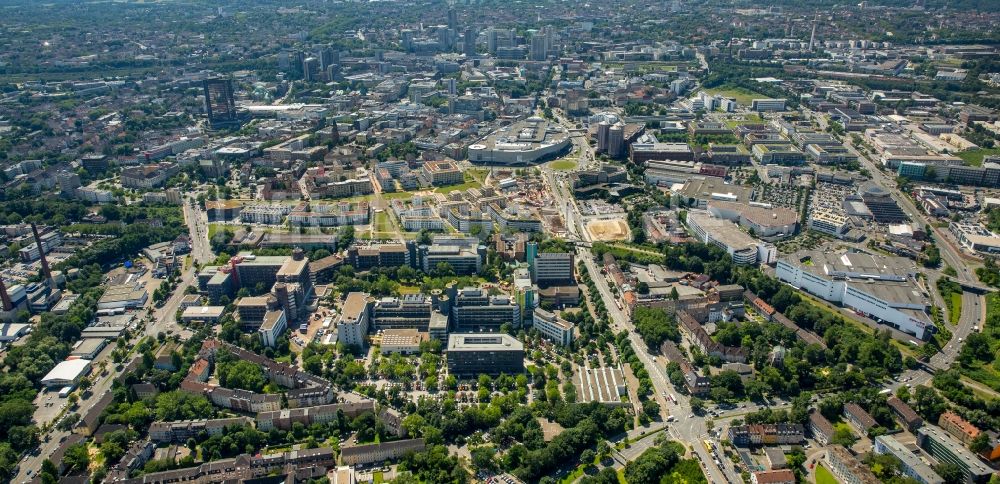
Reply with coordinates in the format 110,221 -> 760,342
0,0 -> 999,483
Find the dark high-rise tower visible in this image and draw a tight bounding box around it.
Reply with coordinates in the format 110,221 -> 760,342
203,78 -> 238,127
464,28 -> 477,57
447,7 -> 458,30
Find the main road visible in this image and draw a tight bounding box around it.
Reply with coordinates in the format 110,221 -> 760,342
580,248 -> 739,483
145,198 -> 214,338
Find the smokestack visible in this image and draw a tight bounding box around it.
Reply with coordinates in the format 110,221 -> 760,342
0,278 -> 12,312
30,223 -> 52,281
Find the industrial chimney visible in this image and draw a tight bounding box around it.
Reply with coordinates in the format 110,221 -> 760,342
30,223 -> 52,282
0,278 -> 13,312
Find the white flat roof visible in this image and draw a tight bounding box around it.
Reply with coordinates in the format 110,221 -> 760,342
41,359 -> 92,383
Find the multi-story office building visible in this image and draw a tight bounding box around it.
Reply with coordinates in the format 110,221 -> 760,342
531,308 -> 574,346
419,237 -> 486,275
825,446 -> 880,484
236,296 -> 277,330
372,295 -> 432,330
628,133 -> 694,164
751,98 -> 787,111
120,162 -> 180,189
258,309 -> 287,348
336,292 -> 372,348
348,242 -> 415,270
421,160 -> 464,186
18,229 -> 62,262
529,249 -> 574,286
446,333 -> 524,377
451,287 -> 520,331
916,425 -> 994,483
776,251 -> 933,339
873,435 -> 944,484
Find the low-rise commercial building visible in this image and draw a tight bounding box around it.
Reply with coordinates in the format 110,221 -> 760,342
379,329 -> 428,355
40,359 -> 92,388
180,306 -> 227,324
950,222 -> 1000,255
707,201 -> 798,238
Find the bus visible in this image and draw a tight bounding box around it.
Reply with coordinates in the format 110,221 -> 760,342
58,386 -> 73,398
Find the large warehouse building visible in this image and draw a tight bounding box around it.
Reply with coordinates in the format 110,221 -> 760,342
775,250 -> 934,340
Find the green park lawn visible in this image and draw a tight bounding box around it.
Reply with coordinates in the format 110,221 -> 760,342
815,464 -> 838,484
549,159 -> 578,171
957,147 -> 1000,167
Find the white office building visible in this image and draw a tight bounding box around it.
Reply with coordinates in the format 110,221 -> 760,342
336,292 -> 372,347
258,309 -> 287,348
532,308 -> 575,346
751,98 -> 787,112
776,251 -> 934,339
